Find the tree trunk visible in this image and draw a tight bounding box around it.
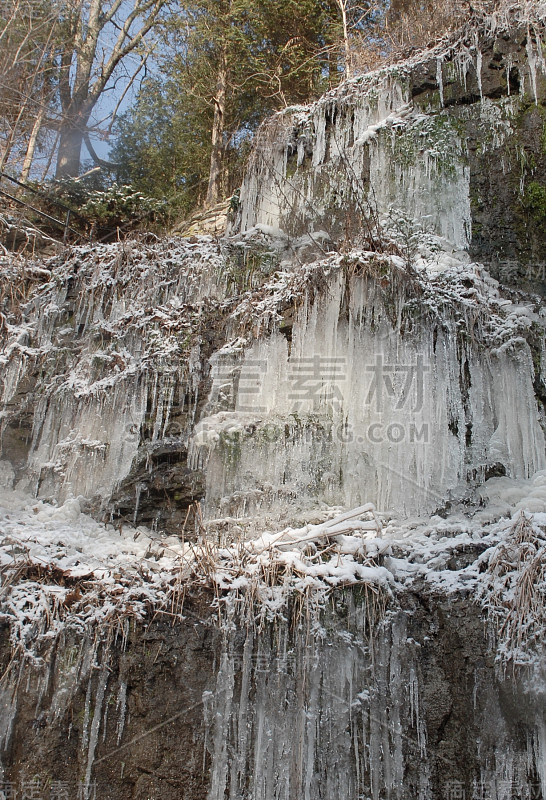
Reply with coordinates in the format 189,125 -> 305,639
55,121 -> 85,178
0,136 -> 15,174
336,0 -> 352,78
20,107 -> 44,183
0,103 -> 27,173
205,52 -> 227,207
41,130 -> 60,181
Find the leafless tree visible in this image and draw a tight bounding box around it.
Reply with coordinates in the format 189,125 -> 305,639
54,0 -> 168,177
0,0 -> 58,176
334,1 -> 386,78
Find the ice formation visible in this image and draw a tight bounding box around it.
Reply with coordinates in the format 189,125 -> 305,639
1,459 -> 546,797
0,8 -> 545,530
203,605 -> 545,800
0,5 -> 545,798
231,4 -> 546,248
0,238 -> 226,505
4,225 -> 545,527
190,243 -> 546,524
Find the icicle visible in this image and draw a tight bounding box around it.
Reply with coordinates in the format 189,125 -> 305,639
116,681 -> 127,746
102,693 -> 110,743
205,643 -> 236,800
0,682 -> 18,752
81,676 -> 92,754
83,659 -> 109,799
133,483 -> 143,525
526,36 -> 539,104
534,720 -> 546,799
437,58 -> 444,107
474,33 -> 484,102
203,605 -> 435,800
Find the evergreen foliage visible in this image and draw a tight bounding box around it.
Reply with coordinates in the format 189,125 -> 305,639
111,0 -> 346,210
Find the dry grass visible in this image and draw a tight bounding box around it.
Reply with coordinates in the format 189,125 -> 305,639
351,0 -> 544,75
0,504 -> 389,658
483,512 -> 546,667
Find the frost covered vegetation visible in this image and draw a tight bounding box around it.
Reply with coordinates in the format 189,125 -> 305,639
1,7 -> 546,799
0,0 -> 545,653
0,226 -> 545,673
1,454 -> 546,672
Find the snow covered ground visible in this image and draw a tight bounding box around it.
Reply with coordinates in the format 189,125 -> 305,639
1,454 -> 544,670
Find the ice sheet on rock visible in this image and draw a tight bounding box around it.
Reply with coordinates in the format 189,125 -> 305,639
0,237 -> 226,505
0,457 -> 546,678
193,247 -> 545,523
232,6 -> 545,252
204,610 -> 425,800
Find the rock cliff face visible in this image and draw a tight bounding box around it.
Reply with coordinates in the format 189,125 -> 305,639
231,8 -> 546,292
1,9 -> 546,532
1,7 -> 546,800
0,591 -> 544,800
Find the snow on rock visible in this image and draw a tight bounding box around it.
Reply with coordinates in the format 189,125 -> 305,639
0,237 -> 226,505
0,459 -> 192,649
0,11 -> 545,797
2,226 -> 546,537
2,452 -> 545,669
193,240 -> 546,522
0,6 -> 544,685
230,4 -> 546,251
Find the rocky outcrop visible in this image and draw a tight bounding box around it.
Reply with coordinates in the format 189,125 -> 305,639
230,9 -> 546,293
173,201 -> 230,238
2,11 -> 546,535
0,595 -> 219,800
0,590 -> 543,800
1,11 -> 546,800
